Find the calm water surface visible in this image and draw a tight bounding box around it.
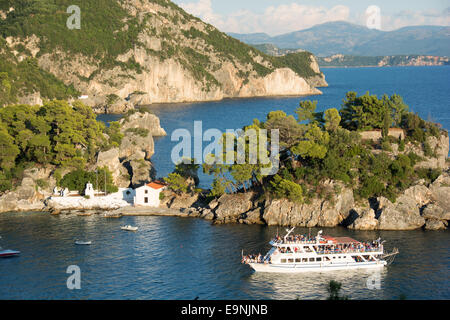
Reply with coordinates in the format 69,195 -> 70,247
0,212 -> 449,300
1,67 -> 449,300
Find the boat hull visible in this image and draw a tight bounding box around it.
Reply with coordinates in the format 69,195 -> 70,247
248,261 -> 386,273
0,250 -> 20,258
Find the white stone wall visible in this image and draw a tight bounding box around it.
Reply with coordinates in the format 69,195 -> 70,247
134,186 -> 163,207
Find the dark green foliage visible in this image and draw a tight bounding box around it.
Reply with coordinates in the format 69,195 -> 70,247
164,158 -> 200,194
270,175 -> 303,203
0,100 -> 122,191
272,52 -> 320,78
60,167 -> 117,194
106,94 -> 120,105
125,127 -> 150,138
401,112 -> 442,143
0,38 -> 79,105
327,280 -> 349,300
0,0 -> 144,72
416,168 -> 442,184
340,92 -> 406,131
165,172 -> 188,194
105,122 -> 123,148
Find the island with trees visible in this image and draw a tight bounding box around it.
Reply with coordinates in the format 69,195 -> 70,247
159,92 -> 450,231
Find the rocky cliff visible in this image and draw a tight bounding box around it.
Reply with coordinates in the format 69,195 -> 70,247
0,0 -> 326,112
93,111 -> 166,188
162,169 -> 450,231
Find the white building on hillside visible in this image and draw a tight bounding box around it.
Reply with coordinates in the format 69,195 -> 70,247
134,181 -> 166,207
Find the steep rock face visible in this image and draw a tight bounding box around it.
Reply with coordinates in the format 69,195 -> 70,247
0,168 -> 53,213
2,0 -> 325,112
95,111 -> 166,188
119,112 -> 167,137
237,68 -> 321,98
129,158 -> 156,188
377,194 -> 426,230
214,192 -> 255,224
424,219 -> 447,230
161,190 -> 200,210
409,134 -> 449,170
262,199 -> 318,227
429,173 -> 450,215
262,186 -> 353,227
202,185 -> 353,227
96,148 -> 130,187
348,208 -> 379,230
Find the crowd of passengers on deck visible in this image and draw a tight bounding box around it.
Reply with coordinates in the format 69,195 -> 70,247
314,241 -> 382,254
271,235 -> 382,254
272,235 -> 316,244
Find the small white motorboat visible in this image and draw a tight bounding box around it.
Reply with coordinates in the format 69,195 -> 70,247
121,225 -> 138,232
75,241 -> 92,245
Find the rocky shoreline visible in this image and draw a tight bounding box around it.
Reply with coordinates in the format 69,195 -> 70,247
1,106 -> 449,232
155,169 -> 450,231
2,169 -> 449,232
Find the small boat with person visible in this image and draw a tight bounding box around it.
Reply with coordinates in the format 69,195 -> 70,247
242,228 -> 399,273
121,225 -> 138,232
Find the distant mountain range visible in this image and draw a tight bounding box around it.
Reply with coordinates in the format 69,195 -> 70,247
229,21 -> 450,57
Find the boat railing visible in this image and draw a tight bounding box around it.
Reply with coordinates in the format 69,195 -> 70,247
316,248 -> 383,255
270,239 -> 318,245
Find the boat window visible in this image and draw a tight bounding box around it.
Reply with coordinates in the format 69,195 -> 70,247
302,258 -> 307,262
281,259 -> 286,263
295,258 -> 301,263
288,259 -> 294,263
316,257 -> 322,262
309,258 -> 315,262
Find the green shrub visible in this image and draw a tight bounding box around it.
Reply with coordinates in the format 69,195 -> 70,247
125,127 -> 149,138
381,140 -> 392,152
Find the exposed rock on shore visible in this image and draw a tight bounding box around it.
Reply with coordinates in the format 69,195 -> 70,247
95,111 -> 166,188
0,168 -> 53,213
170,170 -> 450,231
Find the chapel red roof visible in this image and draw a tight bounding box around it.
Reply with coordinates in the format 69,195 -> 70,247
146,181 -> 166,190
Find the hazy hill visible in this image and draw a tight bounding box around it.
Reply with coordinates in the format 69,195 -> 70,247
252,43 -> 450,68
0,0 -> 326,111
230,21 -> 450,57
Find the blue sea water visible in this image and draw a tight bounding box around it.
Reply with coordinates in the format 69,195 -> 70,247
0,212 -> 449,300
1,66 -> 449,300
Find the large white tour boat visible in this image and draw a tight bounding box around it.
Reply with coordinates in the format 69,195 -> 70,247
242,228 -> 398,273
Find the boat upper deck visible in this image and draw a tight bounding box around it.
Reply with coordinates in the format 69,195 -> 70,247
271,234 -> 361,245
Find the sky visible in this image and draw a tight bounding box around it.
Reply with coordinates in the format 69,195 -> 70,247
172,0 -> 450,36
